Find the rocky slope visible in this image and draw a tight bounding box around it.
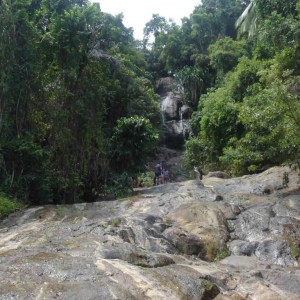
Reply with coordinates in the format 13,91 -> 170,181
0,166 -> 300,299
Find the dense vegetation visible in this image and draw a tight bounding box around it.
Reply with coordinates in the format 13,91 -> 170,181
0,0 -> 299,211
184,0 -> 300,175
0,0 -> 161,206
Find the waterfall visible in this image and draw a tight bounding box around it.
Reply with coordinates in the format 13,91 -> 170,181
156,77 -> 192,149
179,108 -> 186,144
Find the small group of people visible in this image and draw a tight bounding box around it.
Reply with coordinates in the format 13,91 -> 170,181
154,162 -> 170,185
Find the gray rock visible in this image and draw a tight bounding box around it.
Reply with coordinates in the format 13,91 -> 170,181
229,240 -> 258,256
164,119 -> 190,148
161,92 -> 184,121
255,240 -> 294,266
181,105 -> 193,119
219,255 -> 268,269
206,171 -> 231,179
156,77 -> 176,97
234,205 -> 274,241
157,77 -> 193,148
262,269 -> 300,296
1,166 -> 300,299
249,270 -> 263,278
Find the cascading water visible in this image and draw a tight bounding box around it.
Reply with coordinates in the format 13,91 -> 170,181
157,77 -> 192,149
179,108 -> 185,143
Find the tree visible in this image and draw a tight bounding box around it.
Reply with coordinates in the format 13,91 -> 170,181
110,116 -> 159,174
255,0 -> 297,19
0,0 -> 50,202
190,0 -> 250,52
253,13 -> 298,59
184,57 -> 263,172
0,0 -> 161,204
142,14 -> 177,78
220,75 -> 300,174
175,66 -> 206,109
208,37 -> 248,82
199,88 -> 241,160
184,138 -> 211,170
143,14 -> 170,47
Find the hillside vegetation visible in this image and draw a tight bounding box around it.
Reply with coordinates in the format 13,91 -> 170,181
184,0 -> 300,176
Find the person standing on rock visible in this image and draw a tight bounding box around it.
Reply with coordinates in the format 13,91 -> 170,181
154,162 -> 162,185
163,169 -> 170,183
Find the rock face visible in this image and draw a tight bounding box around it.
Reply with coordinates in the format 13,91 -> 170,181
1,166 -> 300,299
163,119 -> 190,149
157,77 -> 192,149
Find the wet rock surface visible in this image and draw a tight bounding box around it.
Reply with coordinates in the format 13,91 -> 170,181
1,166 -> 300,299
157,77 -> 192,149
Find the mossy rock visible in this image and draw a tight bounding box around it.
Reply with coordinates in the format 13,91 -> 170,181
214,248 -> 229,262
175,235 -> 205,257
125,252 -> 175,268
201,279 -> 220,299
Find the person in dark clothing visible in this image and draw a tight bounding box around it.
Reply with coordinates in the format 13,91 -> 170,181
154,162 -> 162,185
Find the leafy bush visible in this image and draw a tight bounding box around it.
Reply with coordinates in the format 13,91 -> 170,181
102,172 -> 134,199
214,248 -> 229,262
137,172 -> 155,187
111,218 -> 121,227
208,37 -> 248,82
0,193 -> 22,220
184,138 -> 211,170
0,137 -> 54,204
220,72 -> 300,174
110,116 -> 159,174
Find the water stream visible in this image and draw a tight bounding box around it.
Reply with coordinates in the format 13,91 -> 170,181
179,108 -> 185,143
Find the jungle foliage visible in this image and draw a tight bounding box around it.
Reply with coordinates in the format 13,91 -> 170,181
0,0 -> 160,205
184,0 -> 300,175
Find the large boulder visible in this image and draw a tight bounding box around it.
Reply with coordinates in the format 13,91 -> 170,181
255,240 -> 294,266
166,201 -> 229,260
156,77 -> 193,149
161,92 -> 185,121
156,77 -> 176,97
163,120 -> 190,149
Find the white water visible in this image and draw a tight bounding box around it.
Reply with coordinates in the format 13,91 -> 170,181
179,109 -> 185,143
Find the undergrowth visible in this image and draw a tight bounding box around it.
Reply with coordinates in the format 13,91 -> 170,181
0,193 -> 23,220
